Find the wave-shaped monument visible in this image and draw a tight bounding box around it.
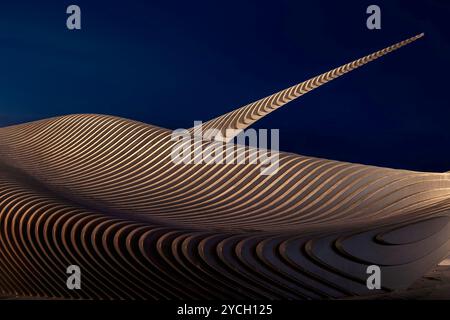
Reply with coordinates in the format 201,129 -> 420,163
1,33 -> 449,300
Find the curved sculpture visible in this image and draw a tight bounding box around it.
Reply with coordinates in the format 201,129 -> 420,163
0,34 -> 449,300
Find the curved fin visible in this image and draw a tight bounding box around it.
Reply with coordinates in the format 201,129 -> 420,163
192,33 -> 424,142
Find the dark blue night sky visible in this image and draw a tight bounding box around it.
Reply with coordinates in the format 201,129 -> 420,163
0,0 -> 449,172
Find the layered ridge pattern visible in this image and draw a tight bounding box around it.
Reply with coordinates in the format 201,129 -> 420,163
1,33 -> 449,300
0,114 -> 449,299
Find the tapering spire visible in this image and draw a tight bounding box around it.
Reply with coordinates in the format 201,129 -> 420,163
192,33 -> 424,142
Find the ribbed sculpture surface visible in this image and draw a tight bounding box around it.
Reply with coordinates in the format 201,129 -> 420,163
1,34 -> 449,300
